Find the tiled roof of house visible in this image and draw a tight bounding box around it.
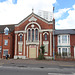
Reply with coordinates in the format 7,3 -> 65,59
0,25 -> 15,33
54,29 -> 75,35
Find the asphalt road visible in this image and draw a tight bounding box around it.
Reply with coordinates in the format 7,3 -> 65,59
0,66 -> 75,75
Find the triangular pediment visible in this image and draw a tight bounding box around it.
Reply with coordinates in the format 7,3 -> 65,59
15,12 -> 53,27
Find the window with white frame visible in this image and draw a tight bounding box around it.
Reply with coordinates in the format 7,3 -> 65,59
58,36 -> 61,44
32,29 -> 34,41
62,35 -> 67,43
4,40 -> 8,46
45,33 -> 47,40
3,50 -> 8,56
20,35 -> 22,41
27,28 -> 39,42
4,27 -> 9,35
58,47 -> 71,57
28,29 -> 31,41
58,35 -> 70,44
35,29 -> 38,40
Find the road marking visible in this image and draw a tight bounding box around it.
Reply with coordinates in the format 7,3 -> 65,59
60,65 -> 75,67
48,73 -> 73,75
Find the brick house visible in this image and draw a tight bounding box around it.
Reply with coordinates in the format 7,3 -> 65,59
55,29 -> 75,59
0,25 -> 15,59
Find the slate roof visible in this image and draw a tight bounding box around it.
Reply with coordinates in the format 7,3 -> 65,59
0,25 -> 15,33
54,29 -> 75,35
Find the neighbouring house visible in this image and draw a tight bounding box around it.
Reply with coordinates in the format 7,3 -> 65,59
55,29 -> 75,60
0,25 -> 15,59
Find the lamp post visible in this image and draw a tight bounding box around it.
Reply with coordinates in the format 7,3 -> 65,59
53,7 -> 55,60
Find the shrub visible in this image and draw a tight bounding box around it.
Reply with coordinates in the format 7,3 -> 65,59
38,54 -> 45,60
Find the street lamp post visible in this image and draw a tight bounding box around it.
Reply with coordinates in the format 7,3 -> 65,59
53,7 -> 55,60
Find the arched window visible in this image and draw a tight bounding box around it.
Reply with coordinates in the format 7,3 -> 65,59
32,29 -> 34,41
28,29 -> 31,41
36,29 -> 38,40
4,27 -> 9,35
45,33 -> 47,40
20,35 -> 22,41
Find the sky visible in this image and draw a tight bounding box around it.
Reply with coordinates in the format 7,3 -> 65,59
0,0 -> 75,29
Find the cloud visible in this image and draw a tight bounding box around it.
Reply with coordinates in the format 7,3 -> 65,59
0,0 -> 56,25
54,8 -> 70,19
56,4 -> 75,29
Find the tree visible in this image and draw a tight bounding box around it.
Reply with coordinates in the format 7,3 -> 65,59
38,45 -> 45,60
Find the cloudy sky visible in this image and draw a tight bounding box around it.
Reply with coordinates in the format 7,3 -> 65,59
0,0 -> 75,29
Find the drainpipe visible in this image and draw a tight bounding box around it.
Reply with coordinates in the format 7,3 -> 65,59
1,32 -> 3,59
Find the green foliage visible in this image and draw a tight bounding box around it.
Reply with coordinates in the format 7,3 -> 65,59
38,54 -> 45,60
38,45 -> 45,60
40,45 -> 45,54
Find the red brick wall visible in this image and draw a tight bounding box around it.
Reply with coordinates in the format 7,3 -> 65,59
0,31 -> 14,59
70,35 -> 75,57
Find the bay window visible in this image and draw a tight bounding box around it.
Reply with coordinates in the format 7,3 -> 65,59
58,35 -> 70,44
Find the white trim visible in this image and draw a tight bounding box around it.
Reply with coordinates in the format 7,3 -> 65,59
27,46 -> 28,58
37,46 -> 38,58
18,41 -> 23,44
14,56 -> 26,59
40,33 -> 42,47
39,29 -> 53,32
50,33 -> 52,56
29,17 -> 37,22
15,34 -> 17,55
18,33 -> 23,36
25,22 -> 41,30
15,13 -> 53,27
44,53 -> 48,55
26,41 -> 39,45
15,31 -> 26,33
43,41 -> 49,44
24,33 -> 25,56
43,32 -> 49,35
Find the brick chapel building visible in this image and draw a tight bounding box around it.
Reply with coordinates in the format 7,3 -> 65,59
0,12 -> 55,59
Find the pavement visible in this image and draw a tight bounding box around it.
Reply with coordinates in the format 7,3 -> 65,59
0,59 -> 75,69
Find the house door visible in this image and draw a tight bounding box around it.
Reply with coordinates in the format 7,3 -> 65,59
29,45 -> 36,58
74,47 -> 75,59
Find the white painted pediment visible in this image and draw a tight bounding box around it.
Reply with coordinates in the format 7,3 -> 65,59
29,17 -> 37,22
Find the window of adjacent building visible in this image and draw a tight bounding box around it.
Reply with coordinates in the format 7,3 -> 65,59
62,48 -> 67,56
36,29 -> 38,40
58,48 -> 61,55
62,35 -> 67,43
45,33 -> 47,40
28,29 -> 31,41
4,27 -> 9,35
58,47 -> 70,57
3,50 -> 8,56
58,36 -> 61,44
4,40 -> 8,46
32,29 -> 34,41
20,35 -> 22,41
58,35 -> 70,44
